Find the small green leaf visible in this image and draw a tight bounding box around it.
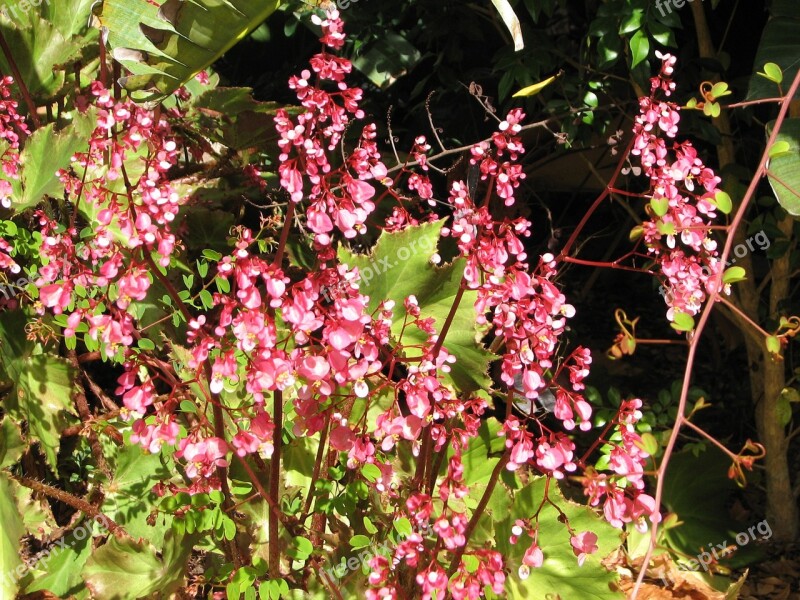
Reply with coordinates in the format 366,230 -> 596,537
759,62 -> 783,84
462,554 -> 480,573
288,536 -> 313,560
137,337 -> 155,351
650,197 -> 669,217
769,140 -> 791,158
363,517 -> 378,535
350,535 -> 371,549
636,432 -> 660,457
671,311 -> 695,332
393,517 -> 413,538
199,289 -> 214,308
629,30 -> 649,68
656,220 -> 676,236
713,190 -> 733,214
776,393 -> 792,427
361,463 -> 382,483
709,82 -> 731,99
780,387 -> 800,403
766,335 -> 782,355
722,266 -> 747,284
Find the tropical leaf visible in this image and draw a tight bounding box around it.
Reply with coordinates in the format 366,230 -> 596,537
746,0 -> 800,101
97,0 -> 282,104
338,220 -> 495,393
82,532 -> 192,599
496,477 -> 624,599
0,472 -> 24,600
766,118 -> 800,218
0,312 -> 78,473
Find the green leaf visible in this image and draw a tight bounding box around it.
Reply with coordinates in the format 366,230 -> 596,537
24,521 -> 94,596
497,477 -> 623,599
338,220 -> 495,393
747,5 -> 800,101
637,432 -> 660,457
766,335 -> 782,356
671,311 -> 695,332
363,517 -> 378,535
619,9 -> 643,35
650,197 -> 669,217
629,30 -> 649,69
0,418 -> 25,469
97,0 -> 282,104
393,517 -> 413,538
82,532 -> 192,599
448,417 -> 504,486
776,393 -> 793,427
0,312 -> 78,472
759,62 -> 784,84
360,463 -> 382,483
780,387 -> 800,403
349,535 -> 371,549
0,11 -> 88,101
709,82 -> 731,99
769,140 -> 792,157
101,442 -> 174,545
712,190 -> 733,214
722,266 -> 747,284
766,119 -> 800,217
288,536 -> 313,561
660,447 -> 764,569
0,473 -> 24,600
15,114 -> 93,210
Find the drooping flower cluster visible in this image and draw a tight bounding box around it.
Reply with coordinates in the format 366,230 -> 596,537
581,398 -> 660,533
632,52 -> 729,322
0,75 -> 28,210
0,76 -> 28,276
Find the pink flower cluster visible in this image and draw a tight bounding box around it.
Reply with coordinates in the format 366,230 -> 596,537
582,398 -> 660,533
0,76 -> 29,276
0,75 -> 28,210
631,52 -> 729,323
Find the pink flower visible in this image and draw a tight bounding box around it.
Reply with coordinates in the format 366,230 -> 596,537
570,531 -> 598,566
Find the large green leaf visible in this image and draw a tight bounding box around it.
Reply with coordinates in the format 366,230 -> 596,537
101,441 -> 174,545
97,0 -> 282,104
0,417 -> 25,468
766,118 -> 800,218
0,472 -> 24,600
0,0 -> 95,101
13,110 -> 95,210
746,0 -> 800,101
82,532 -> 192,599
496,477 -> 623,599
0,312 -> 78,472
24,523 -> 93,597
659,446 -> 764,569
338,220 -> 495,393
